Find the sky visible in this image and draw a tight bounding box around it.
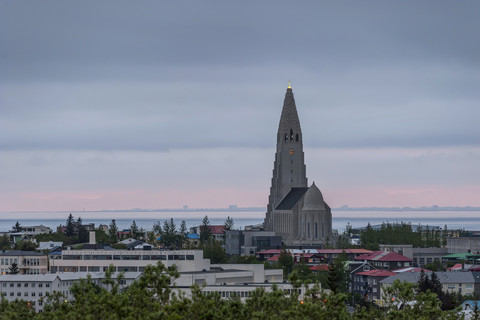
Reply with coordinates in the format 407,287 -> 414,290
1,1 -> 479,212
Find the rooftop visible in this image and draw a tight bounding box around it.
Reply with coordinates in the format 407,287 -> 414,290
355,251 -> 412,262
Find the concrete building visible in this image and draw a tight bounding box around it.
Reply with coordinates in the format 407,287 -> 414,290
0,272 -> 141,312
352,269 -> 396,301
355,251 -> 412,271
379,244 -> 448,267
225,230 -> 282,256
49,249 -> 210,273
0,251 -> 48,275
264,85 -> 333,246
380,271 -> 478,297
19,225 -> 52,235
448,237 -> 480,254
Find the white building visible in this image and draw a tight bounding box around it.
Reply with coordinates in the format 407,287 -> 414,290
0,251 -> 48,275
49,249 -> 210,273
20,225 -> 53,235
0,272 -> 141,312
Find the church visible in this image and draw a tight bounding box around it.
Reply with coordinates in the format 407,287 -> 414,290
264,84 -> 333,246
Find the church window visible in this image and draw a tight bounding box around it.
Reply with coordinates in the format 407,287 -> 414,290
289,149 -> 295,155
285,133 -> 288,141
296,133 -> 299,141
315,222 -> 318,239
307,222 -> 310,239
290,129 -> 294,141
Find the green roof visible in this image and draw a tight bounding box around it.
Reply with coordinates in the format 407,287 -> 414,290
442,253 -> 480,260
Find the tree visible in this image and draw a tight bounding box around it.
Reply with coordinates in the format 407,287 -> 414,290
65,213 -> 75,237
76,217 -> 89,243
130,220 -> 139,239
160,218 -> 178,248
179,220 -> 187,248
200,215 -> 212,244
12,221 -> 22,233
278,249 -> 294,277
224,216 -> 234,231
202,240 -> 227,264
327,251 -> 349,294
108,219 -> 119,244
8,262 -> 19,275
14,240 -> 36,251
0,233 -> 11,250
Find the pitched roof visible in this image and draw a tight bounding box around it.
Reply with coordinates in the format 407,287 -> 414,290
316,249 -> 372,254
208,225 -> 225,234
356,269 -> 396,277
355,251 -> 412,262
0,250 -> 46,257
275,187 -> 309,210
267,255 -> 280,262
310,264 -> 329,271
380,271 -> 475,284
393,267 -> 432,273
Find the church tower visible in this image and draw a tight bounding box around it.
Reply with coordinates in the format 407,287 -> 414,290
265,84 -> 307,230
264,84 -> 333,246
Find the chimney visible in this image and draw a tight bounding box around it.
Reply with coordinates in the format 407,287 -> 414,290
89,231 -> 96,245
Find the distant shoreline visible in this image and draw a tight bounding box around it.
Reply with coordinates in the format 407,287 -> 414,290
1,206 -> 480,214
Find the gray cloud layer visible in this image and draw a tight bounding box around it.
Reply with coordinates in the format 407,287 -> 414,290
1,1 -> 479,151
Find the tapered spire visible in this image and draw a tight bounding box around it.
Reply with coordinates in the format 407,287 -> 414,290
277,86 -> 302,144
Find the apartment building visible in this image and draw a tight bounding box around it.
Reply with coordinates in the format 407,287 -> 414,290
49,249 -> 209,273
0,272 -> 141,312
0,251 -> 48,275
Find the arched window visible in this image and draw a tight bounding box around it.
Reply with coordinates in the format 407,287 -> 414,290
296,133 -> 299,142
290,129 -> 294,141
284,133 -> 288,141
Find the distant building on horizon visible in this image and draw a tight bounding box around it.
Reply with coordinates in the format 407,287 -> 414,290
264,85 -> 333,246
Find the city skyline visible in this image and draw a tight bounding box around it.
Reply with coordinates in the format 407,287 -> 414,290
1,1 -> 479,212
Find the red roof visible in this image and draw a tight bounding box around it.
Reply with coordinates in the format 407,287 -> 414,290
208,225 -> 225,234
294,253 -> 314,258
316,249 -> 372,254
310,264 -> 329,271
355,251 -> 412,262
267,255 -> 280,262
447,263 -> 463,271
356,269 -> 396,277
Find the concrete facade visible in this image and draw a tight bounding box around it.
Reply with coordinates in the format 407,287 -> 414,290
225,230 -> 282,256
49,249 -> 210,273
0,272 -> 141,312
448,237 -> 480,254
0,251 -> 48,275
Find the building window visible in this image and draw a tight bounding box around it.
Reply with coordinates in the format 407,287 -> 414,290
307,222 -> 310,238
315,222 -> 318,239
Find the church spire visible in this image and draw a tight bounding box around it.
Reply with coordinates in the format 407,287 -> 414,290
265,86 -> 308,230
277,85 -> 302,145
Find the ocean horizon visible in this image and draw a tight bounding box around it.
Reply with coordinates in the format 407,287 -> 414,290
1,210 -> 479,233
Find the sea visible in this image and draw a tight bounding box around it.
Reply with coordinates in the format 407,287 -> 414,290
1,210 -> 480,233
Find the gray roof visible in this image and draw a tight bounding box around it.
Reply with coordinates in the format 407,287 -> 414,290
0,272 -> 142,282
275,187 -> 309,210
380,272 -> 476,285
0,250 -> 46,256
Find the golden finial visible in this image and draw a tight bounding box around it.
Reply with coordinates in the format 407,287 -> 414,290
288,80 -> 291,89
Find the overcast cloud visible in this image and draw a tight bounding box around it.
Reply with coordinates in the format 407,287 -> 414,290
1,1 -> 479,211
